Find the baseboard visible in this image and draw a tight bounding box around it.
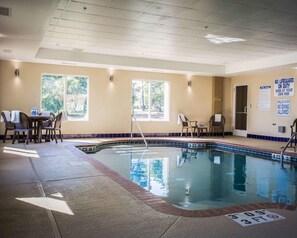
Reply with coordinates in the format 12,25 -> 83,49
0,132 -> 233,141
247,133 -> 289,142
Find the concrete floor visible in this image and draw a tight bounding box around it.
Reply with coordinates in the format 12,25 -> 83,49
0,136 -> 297,238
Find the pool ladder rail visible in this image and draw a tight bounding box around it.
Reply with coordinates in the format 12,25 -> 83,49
130,114 -> 148,148
280,132 -> 297,166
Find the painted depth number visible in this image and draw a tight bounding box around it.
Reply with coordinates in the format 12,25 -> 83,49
226,210 -> 285,227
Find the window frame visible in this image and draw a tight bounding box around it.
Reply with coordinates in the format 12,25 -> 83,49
131,79 -> 170,121
40,73 -> 89,121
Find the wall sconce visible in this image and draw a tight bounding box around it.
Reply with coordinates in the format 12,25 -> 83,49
109,75 -> 114,82
187,80 -> 192,87
15,69 -> 20,76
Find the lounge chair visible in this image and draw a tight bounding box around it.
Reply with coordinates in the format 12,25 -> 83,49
209,114 -> 225,137
178,114 -> 198,137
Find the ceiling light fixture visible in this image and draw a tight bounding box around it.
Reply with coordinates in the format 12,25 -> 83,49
205,34 -> 245,44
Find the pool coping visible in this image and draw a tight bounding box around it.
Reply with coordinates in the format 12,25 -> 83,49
66,138 -> 297,217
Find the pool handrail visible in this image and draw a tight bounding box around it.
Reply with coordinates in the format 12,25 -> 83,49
131,114 -> 148,148
280,132 -> 296,166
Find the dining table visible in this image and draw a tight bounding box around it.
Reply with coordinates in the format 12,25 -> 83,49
29,115 -> 51,143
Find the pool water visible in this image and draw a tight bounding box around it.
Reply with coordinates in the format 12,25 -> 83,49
91,146 -> 297,210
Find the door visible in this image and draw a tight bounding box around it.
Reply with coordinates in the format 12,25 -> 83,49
233,85 -> 248,137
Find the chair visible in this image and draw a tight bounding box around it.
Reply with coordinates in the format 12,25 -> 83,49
178,114 -> 198,137
290,118 -> 297,147
1,111 -> 15,143
36,112 -> 55,142
41,112 -> 63,143
39,112 -> 55,127
209,114 -> 225,137
12,112 -> 33,144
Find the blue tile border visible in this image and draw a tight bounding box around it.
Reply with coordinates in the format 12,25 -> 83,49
0,131 -> 233,141
1,132 -> 290,142
51,132 -> 232,139
247,133 -> 289,142
76,138 -> 297,163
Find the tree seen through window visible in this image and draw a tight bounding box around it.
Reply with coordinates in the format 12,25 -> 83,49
132,80 -> 169,121
41,74 -> 88,120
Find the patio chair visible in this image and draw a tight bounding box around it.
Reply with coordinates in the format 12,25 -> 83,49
178,114 -> 198,137
209,114 -> 225,137
36,112 -> 56,142
12,112 -> 33,144
39,111 -> 56,127
41,112 -> 63,143
1,111 -> 15,142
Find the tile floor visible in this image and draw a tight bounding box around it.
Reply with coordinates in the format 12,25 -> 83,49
0,136 -> 297,238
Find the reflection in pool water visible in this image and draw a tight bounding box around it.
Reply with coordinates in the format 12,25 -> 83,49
91,146 -> 297,210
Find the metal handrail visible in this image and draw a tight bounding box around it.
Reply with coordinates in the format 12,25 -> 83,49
280,132 -> 296,165
131,114 -> 148,148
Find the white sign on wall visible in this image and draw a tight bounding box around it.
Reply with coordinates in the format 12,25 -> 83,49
274,77 -> 294,96
226,210 -> 285,227
277,99 -> 290,116
258,86 -> 271,111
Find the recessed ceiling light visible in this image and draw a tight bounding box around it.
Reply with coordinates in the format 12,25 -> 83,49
205,34 -> 246,44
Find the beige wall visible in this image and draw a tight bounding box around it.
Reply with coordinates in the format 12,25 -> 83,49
3,59 -> 296,138
227,67 -> 297,137
0,60 -> 213,135
223,77 -> 232,132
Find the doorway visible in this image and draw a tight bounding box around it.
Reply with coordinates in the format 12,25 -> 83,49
234,85 -> 248,137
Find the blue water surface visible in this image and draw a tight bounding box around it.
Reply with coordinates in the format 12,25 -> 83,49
91,146 -> 297,210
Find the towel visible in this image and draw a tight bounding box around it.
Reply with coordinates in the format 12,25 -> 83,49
11,110 -> 21,123
177,114 -> 186,124
215,114 -> 222,122
0,111 -> 11,122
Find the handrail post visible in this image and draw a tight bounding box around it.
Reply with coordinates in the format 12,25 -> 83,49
131,114 -> 148,148
130,114 -> 133,138
281,132 -> 296,165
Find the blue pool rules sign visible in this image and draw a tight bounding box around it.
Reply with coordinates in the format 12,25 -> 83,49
226,210 -> 285,227
274,77 -> 294,96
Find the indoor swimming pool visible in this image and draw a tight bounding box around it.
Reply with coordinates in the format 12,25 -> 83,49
90,145 -> 297,210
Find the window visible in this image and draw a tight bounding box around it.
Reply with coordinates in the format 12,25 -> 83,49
41,74 -> 88,121
132,80 -> 169,121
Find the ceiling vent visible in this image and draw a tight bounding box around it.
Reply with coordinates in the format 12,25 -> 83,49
0,7 -> 11,16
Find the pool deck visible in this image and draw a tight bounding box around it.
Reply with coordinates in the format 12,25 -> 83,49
1,136 -> 297,238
